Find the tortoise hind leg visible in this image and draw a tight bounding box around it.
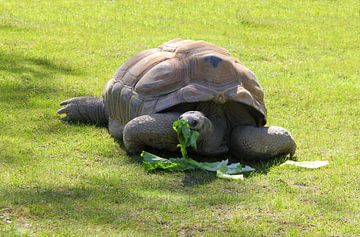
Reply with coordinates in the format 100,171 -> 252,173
123,113 -> 180,154
231,126 -> 296,160
57,96 -> 108,126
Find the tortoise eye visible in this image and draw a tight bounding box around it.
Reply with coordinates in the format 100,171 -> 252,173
189,120 -> 198,127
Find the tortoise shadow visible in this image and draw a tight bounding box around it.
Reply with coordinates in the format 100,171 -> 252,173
236,155 -> 294,175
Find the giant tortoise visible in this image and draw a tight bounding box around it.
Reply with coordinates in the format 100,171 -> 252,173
58,38 -> 296,160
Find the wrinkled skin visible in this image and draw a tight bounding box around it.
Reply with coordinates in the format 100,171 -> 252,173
58,97 -> 296,160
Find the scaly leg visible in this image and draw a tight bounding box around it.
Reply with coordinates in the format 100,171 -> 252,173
123,113 -> 180,154
231,126 -> 296,160
57,96 -> 108,126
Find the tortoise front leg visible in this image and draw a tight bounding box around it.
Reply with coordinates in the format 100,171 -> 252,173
231,126 -> 296,160
108,118 -> 124,141
123,113 -> 180,154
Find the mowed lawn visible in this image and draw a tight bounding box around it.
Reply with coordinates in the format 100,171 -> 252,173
0,0 -> 359,236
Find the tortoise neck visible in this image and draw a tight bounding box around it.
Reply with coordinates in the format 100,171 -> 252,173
196,102 -> 231,154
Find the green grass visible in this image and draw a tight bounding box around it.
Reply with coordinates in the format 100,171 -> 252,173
0,0 -> 359,236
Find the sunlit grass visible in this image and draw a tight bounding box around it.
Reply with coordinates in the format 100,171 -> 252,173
0,0 -> 359,236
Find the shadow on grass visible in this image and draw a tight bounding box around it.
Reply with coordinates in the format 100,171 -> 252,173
0,50 -> 78,77
181,170 -> 217,187
0,149 -> 288,230
239,155 -> 292,175
0,176 -> 241,228
0,186 -> 142,226
0,50 -> 82,109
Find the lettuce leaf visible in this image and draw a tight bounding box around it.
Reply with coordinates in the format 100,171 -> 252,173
141,119 -> 255,180
281,160 -> 329,169
142,151 -> 200,171
172,119 -> 199,158
141,151 -> 250,180
216,170 -> 244,180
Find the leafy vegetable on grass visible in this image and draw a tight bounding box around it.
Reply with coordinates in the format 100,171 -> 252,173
281,160 -> 329,168
141,119 -> 329,179
141,119 -> 254,180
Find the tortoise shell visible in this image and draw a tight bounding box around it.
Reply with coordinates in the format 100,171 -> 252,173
102,38 -> 267,126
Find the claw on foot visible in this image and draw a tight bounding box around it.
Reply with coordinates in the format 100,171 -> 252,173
57,107 -> 68,114
57,98 -> 81,122
57,96 -> 108,125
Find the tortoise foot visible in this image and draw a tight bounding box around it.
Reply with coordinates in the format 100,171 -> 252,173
231,126 -> 296,160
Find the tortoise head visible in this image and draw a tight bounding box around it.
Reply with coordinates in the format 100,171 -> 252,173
178,109 -> 230,156
179,111 -> 208,131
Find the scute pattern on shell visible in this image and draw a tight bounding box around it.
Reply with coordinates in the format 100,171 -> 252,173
102,38 -> 267,126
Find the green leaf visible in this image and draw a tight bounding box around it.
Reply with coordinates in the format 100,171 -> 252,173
189,131 -> 199,150
169,157 -> 198,171
172,119 -> 199,158
216,170 -> 244,180
141,151 -> 181,171
192,159 -> 229,172
141,120 -> 256,180
141,151 -> 171,169
226,163 -> 256,174
141,151 -> 198,172
281,160 -> 329,169
142,151 -> 172,164
141,151 -> 255,179
181,124 -> 191,145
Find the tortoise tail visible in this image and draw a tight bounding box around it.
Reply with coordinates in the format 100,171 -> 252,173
57,96 -> 108,126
